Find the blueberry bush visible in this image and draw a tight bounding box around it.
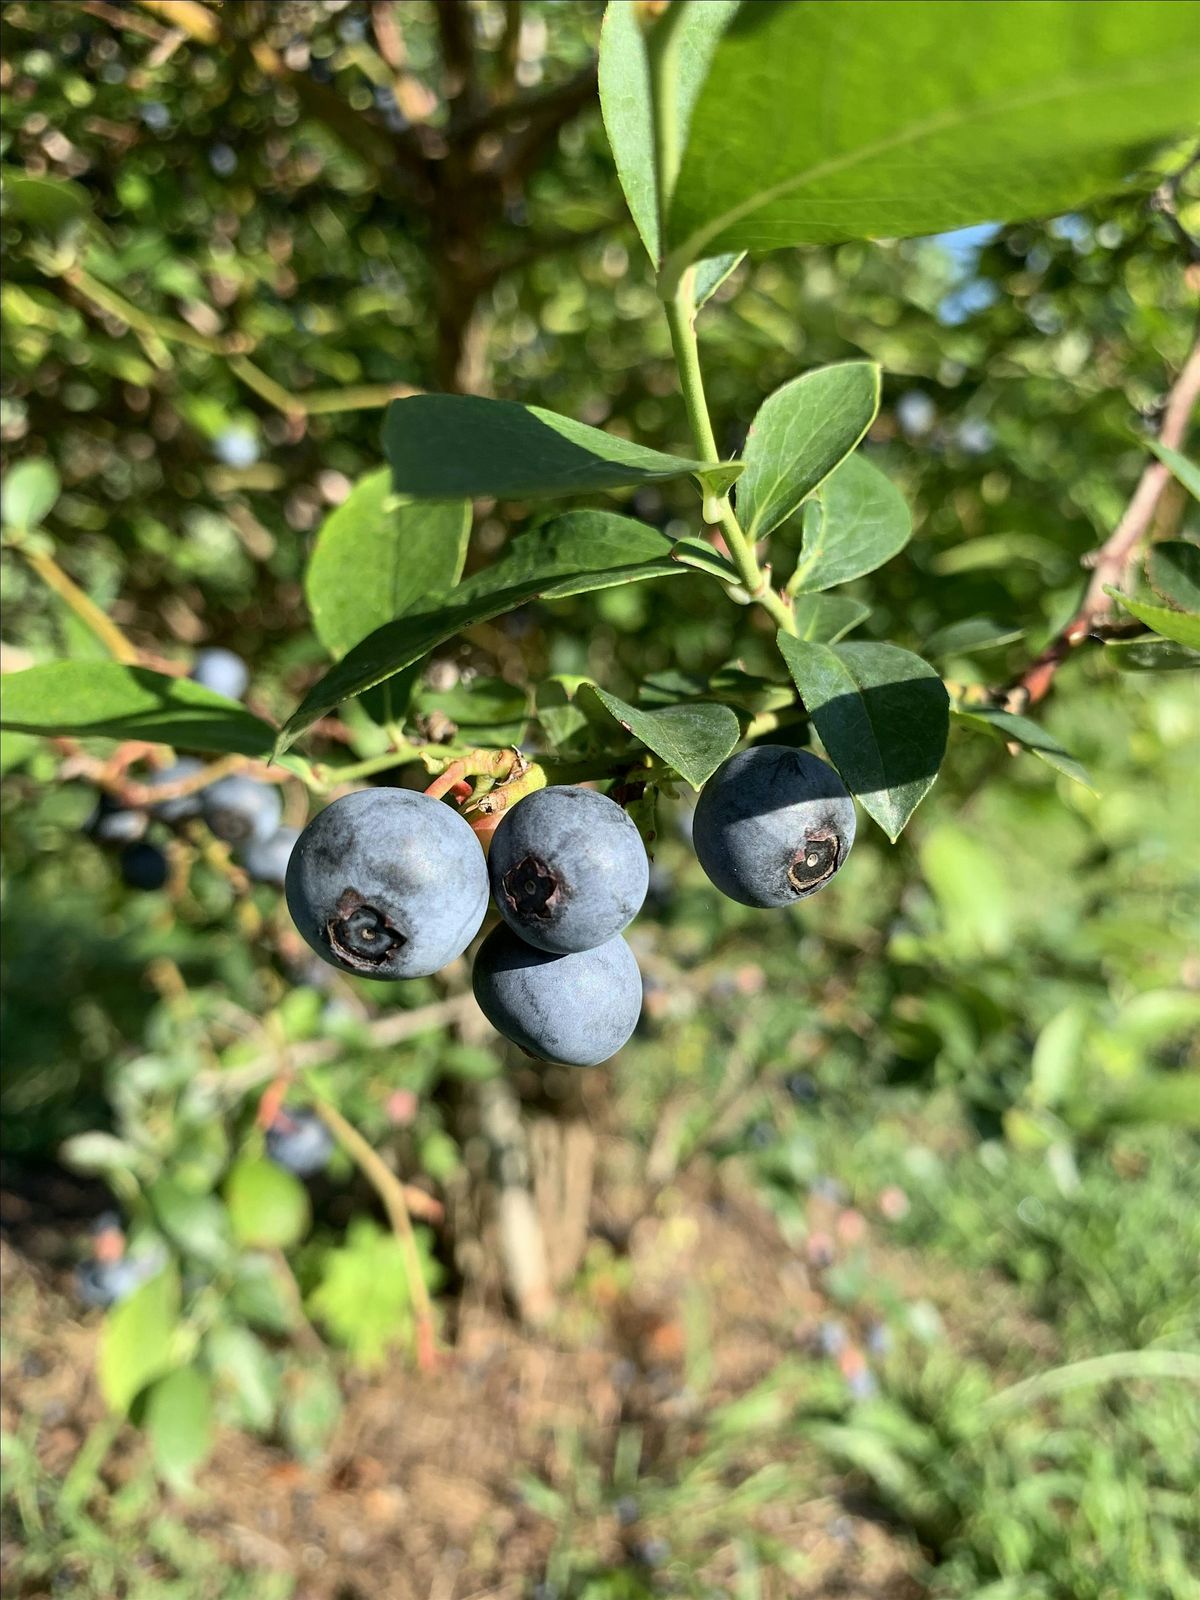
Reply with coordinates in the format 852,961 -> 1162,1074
2,3 -> 1198,1596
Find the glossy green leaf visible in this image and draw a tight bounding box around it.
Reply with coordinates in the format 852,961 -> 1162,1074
149,1179 -> 231,1265
98,1266 -> 180,1416
777,635 -> 948,839
145,1367 -> 214,1492
736,365 -> 880,541
224,1158 -> 310,1251
306,470 -> 471,658
2,172 -> 91,236
788,452 -> 911,593
598,0 -> 739,264
383,393 -> 740,503
277,513 -> 686,752
585,686 -> 740,789
792,592 -> 871,644
925,617 -> 1026,659
0,663 -> 276,757
1,458 -> 60,528
664,0 -> 1200,275
1030,1004 -> 1091,1109
1147,540 -> 1200,612
1105,587 -> 1200,649
953,705 -> 1095,791
1105,636 -> 1200,672
1147,440 -> 1200,502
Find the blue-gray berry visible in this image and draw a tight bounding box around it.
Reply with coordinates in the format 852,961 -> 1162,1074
85,796 -> 146,846
692,745 -> 855,908
190,647 -> 249,701
238,825 -> 300,887
202,774 -> 282,845
285,788 -> 489,980
120,841 -> 168,891
265,1107 -> 335,1177
487,786 -> 649,954
145,757 -> 208,824
472,925 -> 642,1066
74,1252 -> 163,1309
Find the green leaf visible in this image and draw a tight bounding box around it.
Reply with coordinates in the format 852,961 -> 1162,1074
59,1131 -> 139,1179
1147,440 -> 1200,502
1,171 -> 91,236
777,636 -> 948,839
919,824 -> 1014,958
736,365 -> 881,541
1147,539 -> 1200,611
383,393 -> 740,503
145,1367 -> 214,1492
0,663 -> 276,757
788,452 -> 911,593
598,0 -> 739,264
277,513 -> 687,752
1029,1004 -> 1091,1109
98,1266 -> 180,1416
205,1325 -> 279,1434
664,0 -> 1200,274
149,1179 -> 231,1265
924,617 -> 1026,659
413,675 -> 529,746
1105,636 -> 1200,672
224,1158 -> 310,1251
306,470 -> 471,658
280,1362 -> 343,1464
1105,586 -> 1200,649
791,593 -> 871,644
694,252 -> 745,308
536,675 -> 592,752
1,459 -> 60,528
308,1217 -> 441,1370
953,705 -> 1095,791
584,686 -> 740,789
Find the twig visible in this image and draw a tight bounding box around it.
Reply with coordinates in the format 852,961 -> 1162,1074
195,994 -> 476,1099
18,547 -> 140,664
1005,338 -> 1200,710
308,1091 -> 441,1371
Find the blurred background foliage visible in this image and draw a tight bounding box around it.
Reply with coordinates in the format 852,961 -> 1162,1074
1,3 -> 1198,1598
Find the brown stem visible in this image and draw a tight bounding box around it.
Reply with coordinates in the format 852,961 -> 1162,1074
1005,338 -> 1200,709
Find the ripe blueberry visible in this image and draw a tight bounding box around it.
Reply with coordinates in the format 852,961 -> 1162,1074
692,745 -> 855,908
74,1249 -> 164,1309
190,646 -> 249,701
265,1106 -> 335,1177
145,757 -> 208,824
487,786 -> 649,953
202,774 -> 282,845
238,825 -> 300,887
85,795 -> 146,846
285,788 -> 489,980
120,841 -> 168,891
472,924 -> 642,1066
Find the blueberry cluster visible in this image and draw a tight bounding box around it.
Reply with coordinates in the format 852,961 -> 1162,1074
283,745 -> 855,1069
85,650 -> 300,891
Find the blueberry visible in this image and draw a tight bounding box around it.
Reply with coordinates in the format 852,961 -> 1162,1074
190,647 -> 249,701
119,841 -> 168,891
265,1107 -> 335,1177
145,757 -> 208,824
472,924 -> 642,1067
202,774 -> 282,846
285,788 -> 489,981
692,745 -> 855,908
238,825 -> 300,887
74,1253 -> 160,1309
85,795 -> 146,847
487,786 -> 649,953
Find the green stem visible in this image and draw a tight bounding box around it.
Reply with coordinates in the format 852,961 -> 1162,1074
662,276 -> 797,634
